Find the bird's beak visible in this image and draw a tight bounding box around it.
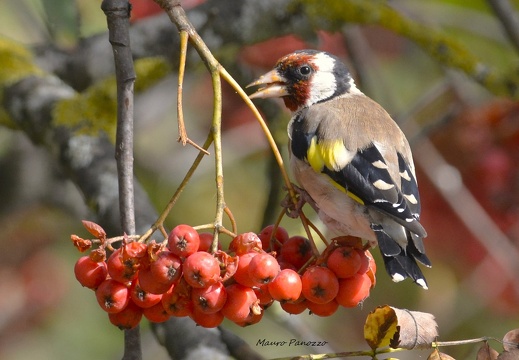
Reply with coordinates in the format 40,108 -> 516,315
247,69 -> 288,99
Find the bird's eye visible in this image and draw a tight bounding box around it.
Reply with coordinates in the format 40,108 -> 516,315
299,65 -> 312,76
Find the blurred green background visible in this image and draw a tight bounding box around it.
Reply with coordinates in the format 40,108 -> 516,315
1,0 -> 519,359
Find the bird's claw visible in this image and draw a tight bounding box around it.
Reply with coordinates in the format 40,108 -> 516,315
281,184 -> 318,218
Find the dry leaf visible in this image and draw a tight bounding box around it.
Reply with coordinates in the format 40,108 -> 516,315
391,307 -> 438,349
502,328 -> 519,352
364,305 -> 438,350
427,349 -> 455,360
70,234 -> 92,252
82,220 -> 107,240
477,342 -> 499,360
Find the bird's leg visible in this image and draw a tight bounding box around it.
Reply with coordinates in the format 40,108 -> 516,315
281,183 -> 319,218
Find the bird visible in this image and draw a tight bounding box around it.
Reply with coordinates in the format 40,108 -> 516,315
247,49 -> 431,289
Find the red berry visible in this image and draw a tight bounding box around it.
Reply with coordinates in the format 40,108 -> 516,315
130,278 -> 162,308
143,302 -> 171,323
183,252 -> 220,288
198,232 -> 214,252
190,309 -> 224,328
191,282 -> 227,314
150,251 -> 182,285
281,299 -> 307,315
74,256 -> 107,289
221,284 -> 259,323
229,232 -> 262,255
327,246 -> 362,279
254,284 -> 273,307
336,273 -> 371,308
236,310 -> 263,327
162,279 -> 193,317
95,279 -> 130,313
107,248 -> 138,283
108,300 -> 143,329
248,253 -> 280,285
279,236 -> 312,270
257,225 -> 289,251
268,269 -> 302,302
301,266 -> 339,304
234,252 -> 258,287
307,299 -> 339,317
168,224 -> 200,257
138,267 -> 173,295
278,261 -> 298,271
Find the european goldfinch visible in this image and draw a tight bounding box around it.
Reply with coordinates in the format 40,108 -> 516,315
248,49 -> 431,289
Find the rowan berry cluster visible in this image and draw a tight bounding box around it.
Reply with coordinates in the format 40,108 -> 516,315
72,223 -> 376,330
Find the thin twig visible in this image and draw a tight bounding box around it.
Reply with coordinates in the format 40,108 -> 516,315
433,337 -> 498,347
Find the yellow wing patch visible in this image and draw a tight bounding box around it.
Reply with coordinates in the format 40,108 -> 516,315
307,137 -> 353,171
307,136 -> 364,205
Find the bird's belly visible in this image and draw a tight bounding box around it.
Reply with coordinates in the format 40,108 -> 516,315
291,158 -> 376,242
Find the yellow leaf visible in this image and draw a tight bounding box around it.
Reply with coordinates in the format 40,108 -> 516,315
364,305 -> 398,350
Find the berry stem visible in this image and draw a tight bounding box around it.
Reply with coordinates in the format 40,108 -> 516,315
175,30 -> 209,154
139,134 -> 214,243
223,206 -> 237,235
209,68 -> 226,253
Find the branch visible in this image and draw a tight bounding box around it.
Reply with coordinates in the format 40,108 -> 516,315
101,0 -> 140,359
487,0 -> 519,54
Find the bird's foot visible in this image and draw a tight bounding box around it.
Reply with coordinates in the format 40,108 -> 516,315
281,184 -> 318,218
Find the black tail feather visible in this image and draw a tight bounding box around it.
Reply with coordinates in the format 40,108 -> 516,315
381,252 -> 428,289
372,223 -> 430,289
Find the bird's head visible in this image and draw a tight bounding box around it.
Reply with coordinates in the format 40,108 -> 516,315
247,49 -> 359,112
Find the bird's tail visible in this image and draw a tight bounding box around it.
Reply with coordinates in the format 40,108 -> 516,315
371,224 -> 431,289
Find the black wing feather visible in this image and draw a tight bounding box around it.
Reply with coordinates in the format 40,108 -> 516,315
325,145 -> 426,237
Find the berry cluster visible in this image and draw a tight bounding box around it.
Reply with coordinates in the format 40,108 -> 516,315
73,223 -> 376,330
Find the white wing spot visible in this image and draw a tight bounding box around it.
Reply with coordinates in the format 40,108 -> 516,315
372,160 -> 388,169
373,179 -> 394,190
400,170 -> 411,181
404,193 -> 418,204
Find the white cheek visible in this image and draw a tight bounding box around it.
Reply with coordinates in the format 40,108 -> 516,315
307,72 -> 336,105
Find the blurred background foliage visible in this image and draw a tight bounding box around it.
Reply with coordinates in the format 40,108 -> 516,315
1,0 -> 519,359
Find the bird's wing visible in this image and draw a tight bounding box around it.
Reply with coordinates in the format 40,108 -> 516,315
322,143 -> 426,237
